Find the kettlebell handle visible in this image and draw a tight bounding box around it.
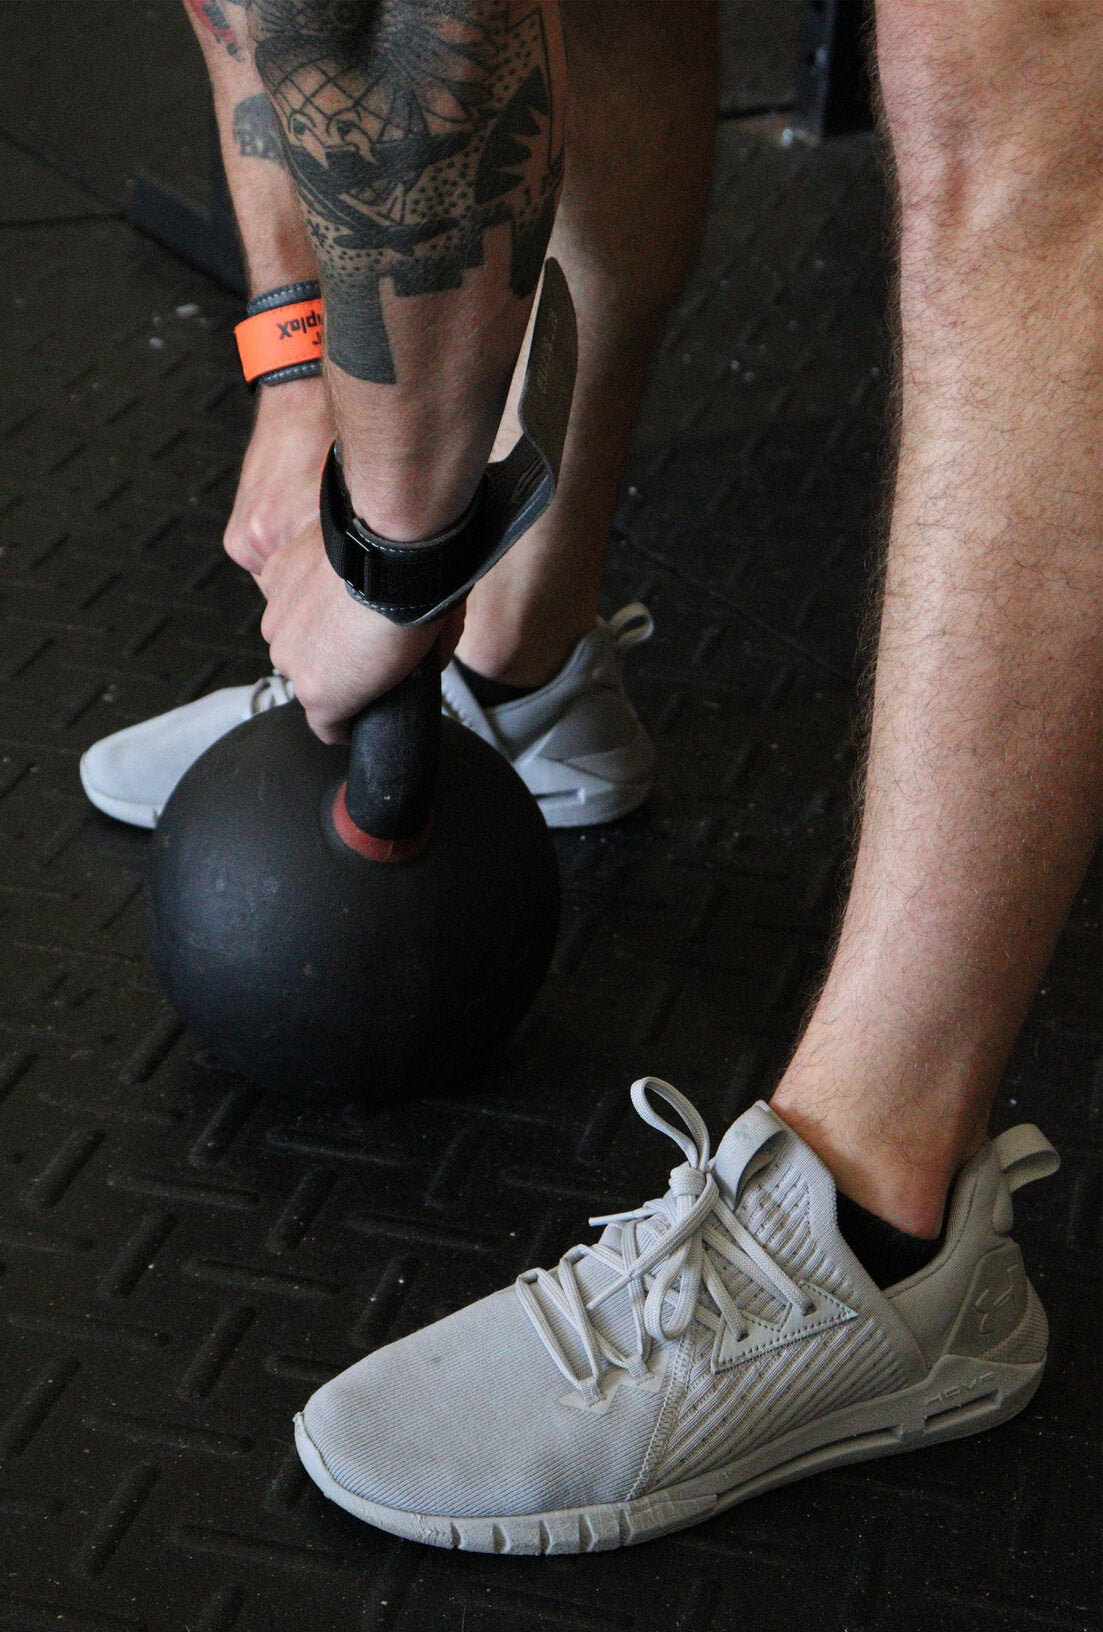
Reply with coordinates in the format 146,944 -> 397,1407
340,647 -> 442,850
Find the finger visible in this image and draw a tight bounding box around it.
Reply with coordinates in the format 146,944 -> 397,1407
255,540 -> 294,600
226,539 -> 267,577
304,707 -> 349,747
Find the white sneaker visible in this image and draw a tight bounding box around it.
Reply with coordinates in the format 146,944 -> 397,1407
79,675 -> 295,828
80,604 -> 655,831
442,604 -> 656,828
294,1080 -> 1058,1554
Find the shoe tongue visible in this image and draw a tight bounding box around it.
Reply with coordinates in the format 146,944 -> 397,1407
711,1104 -> 850,1299
710,1101 -> 793,1211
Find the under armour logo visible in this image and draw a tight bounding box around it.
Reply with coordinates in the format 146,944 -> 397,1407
973,1270 -> 1018,1332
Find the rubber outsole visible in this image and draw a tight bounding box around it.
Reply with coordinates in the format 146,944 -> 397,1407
293,1349 -> 1045,1556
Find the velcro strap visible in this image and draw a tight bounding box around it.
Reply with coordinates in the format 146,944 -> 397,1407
235,298 -> 324,384
319,257 -> 577,627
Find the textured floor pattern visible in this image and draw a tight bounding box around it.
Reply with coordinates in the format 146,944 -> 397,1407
0,6 -> 1099,1631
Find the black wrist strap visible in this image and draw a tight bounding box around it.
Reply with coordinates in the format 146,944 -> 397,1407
321,454 -> 493,619
319,259 -> 577,627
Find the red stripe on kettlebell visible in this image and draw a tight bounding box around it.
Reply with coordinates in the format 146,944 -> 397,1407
330,782 -> 432,862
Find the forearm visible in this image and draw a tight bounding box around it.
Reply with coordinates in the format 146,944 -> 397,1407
182,0 -> 317,295
247,0 -> 566,538
181,0 -> 332,574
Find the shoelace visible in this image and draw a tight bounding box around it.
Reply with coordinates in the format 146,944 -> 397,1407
516,1079 -> 812,1406
249,674 -> 294,714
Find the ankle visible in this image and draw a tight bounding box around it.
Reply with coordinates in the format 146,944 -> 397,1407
455,615 -> 594,691
833,1189 -> 946,1287
451,657 -> 537,708
768,1086 -> 979,1239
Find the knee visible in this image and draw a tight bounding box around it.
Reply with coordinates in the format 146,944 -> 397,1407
875,0 -> 1103,259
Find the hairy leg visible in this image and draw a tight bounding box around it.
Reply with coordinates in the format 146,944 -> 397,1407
771,0 -> 1103,1236
182,0 -> 333,574
457,0 -> 719,687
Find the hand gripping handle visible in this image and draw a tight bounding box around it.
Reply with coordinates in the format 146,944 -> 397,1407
331,261 -> 577,858
335,649 -> 442,858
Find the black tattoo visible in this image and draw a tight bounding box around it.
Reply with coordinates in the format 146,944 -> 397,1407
250,0 -> 563,383
232,92 -> 288,163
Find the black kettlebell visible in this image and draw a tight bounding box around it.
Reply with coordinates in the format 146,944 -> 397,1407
147,652 -> 560,1098
147,260 -> 576,1101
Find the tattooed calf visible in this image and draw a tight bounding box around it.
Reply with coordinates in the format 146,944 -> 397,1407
250,0 -> 563,383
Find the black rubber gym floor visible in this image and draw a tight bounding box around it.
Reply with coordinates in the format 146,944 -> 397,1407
1,6 -> 1099,1630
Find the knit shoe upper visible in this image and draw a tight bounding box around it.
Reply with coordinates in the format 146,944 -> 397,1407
441,603 -> 656,828
295,1081 -> 1057,1553
79,675 -> 293,829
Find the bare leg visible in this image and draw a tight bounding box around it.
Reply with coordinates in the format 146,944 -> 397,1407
771,0 -> 1103,1236
458,0 -> 719,687
182,0 -> 333,574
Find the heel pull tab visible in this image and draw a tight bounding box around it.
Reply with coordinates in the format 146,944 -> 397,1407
993,1125 -> 1060,1193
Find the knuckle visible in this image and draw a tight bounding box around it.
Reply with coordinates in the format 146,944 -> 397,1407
226,512 -> 275,571
226,540 -> 261,575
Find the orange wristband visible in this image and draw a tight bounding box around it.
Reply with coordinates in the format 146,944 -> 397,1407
235,294 -> 324,385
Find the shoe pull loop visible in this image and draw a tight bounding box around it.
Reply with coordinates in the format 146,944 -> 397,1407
608,603 -> 654,651
993,1125 -> 1060,1193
